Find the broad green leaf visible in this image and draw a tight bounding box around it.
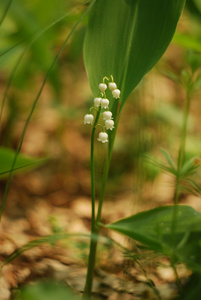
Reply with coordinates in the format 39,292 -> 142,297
84,0 -> 185,109
105,205 -> 201,254
0,147 -> 46,177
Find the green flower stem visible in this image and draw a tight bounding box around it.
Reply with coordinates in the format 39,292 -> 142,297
83,117 -> 119,299
82,106 -> 101,298
96,127 -> 118,224
91,107 -> 101,229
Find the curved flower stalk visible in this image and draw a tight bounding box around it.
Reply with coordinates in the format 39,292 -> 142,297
83,76 -> 121,297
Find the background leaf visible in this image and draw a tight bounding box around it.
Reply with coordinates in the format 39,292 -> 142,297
84,0 -> 185,109
0,147 -> 46,178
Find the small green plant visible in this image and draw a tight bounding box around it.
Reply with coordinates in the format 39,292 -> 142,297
81,0 -> 187,298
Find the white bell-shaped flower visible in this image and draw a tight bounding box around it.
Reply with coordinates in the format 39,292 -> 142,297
103,111 -> 112,120
94,97 -> 101,107
97,132 -> 108,143
105,119 -> 114,130
101,98 -> 109,109
109,82 -> 117,91
112,88 -> 121,99
84,114 -> 94,125
99,83 -> 107,93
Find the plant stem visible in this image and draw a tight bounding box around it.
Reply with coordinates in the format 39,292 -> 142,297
83,118 -> 119,299
96,147 -> 113,224
91,108 -> 101,230
82,107 -> 100,298
82,231 -> 98,299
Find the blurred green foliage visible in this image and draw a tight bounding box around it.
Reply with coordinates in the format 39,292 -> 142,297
0,0 -> 87,149
18,280 -> 83,300
0,146 -> 46,177
0,0 -> 85,93
186,0 -> 201,19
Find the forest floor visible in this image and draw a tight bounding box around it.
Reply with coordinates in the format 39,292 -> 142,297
0,160 -> 199,299
0,45 -> 201,300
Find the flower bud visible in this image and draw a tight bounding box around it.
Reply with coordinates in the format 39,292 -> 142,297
112,88 -> 121,99
109,82 -> 117,91
97,132 -> 108,143
94,97 -> 101,107
84,114 -> 94,125
99,83 -> 107,93
103,111 -> 113,120
101,98 -> 109,109
105,119 -> 114,130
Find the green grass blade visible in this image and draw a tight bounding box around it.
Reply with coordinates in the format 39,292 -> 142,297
1,233 -> 69,267
0,38 -> 30,57
1,232 -> 90,267
0,0 -> 12,26
0,0 -> 87,59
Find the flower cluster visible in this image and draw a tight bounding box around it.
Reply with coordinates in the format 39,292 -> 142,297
84,76 -> 120,143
